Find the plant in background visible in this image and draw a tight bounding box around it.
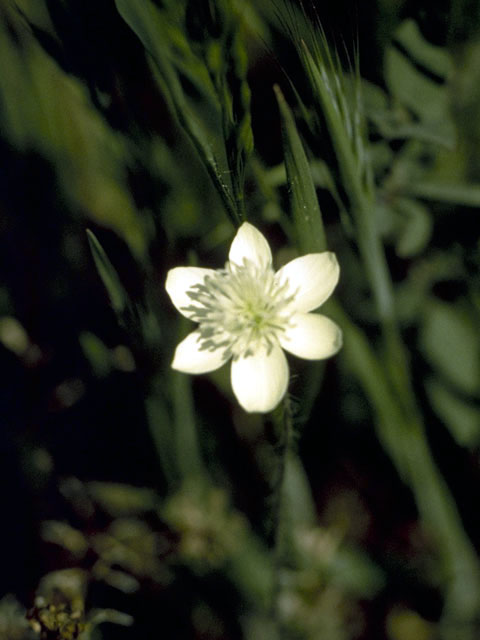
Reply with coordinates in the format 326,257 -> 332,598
166,222 -> 342,412
2,0 -> 480,638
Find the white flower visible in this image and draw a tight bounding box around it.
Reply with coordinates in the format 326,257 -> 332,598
165,222 -> 342,413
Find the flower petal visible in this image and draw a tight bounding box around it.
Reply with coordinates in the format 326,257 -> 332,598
275,252 -> 339,313
280,313 -> 342,360
231,345 -> 289,413
172,330 -> 229,374
165,266 -> 217,318
228,222 -> 272,268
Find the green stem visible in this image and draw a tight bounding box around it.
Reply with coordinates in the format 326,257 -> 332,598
299,36 -> 479,633
325,75 -> 479,614
172,371 -> 205,481
145,378 -> 178,487
328,301 -> 480,629
301,43 -> 397,336
269,396 -> 294,634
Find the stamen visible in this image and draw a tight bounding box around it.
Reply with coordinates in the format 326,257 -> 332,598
181,259 -> 296,359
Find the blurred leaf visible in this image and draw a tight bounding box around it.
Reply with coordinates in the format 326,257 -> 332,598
86,232 -> 156,355
329,545 -> 385,599
0,7 -> 147,258
362,77 -> 390,113
0,316 -> 30,357
41,521 -> 89,559
394,19 -> 452,78
395,252 -> 463,323
163,482 -> 245,571
189,0 -> 254,217
284,454 -> 317,528
310,159 -> 347,206
275,85 -> 326,253
448,32 -> 480,178
385,28 -> 455,146
98,570 -> 139,595
92,519 -> 167,583
164,482 -> 272,607
426,378 -> 480,449
385,45 -> 444,121
13,0 -> 54,33
86,229 -> 127,317
406,181 -> 480,206
387,607 -> 435,640
87,482 -> 158,517
227,532 -> 273,611
115,0 -> 242,224
0,595 -> 35,640
393,198 -> 433,257
420,300 -> 480,396
362,78 -> 454,147
34,568 -> 87,612
79,332 -> 112,378
172,368 -> 206,480
87,609 -> 133,630
145,385 -> 178,487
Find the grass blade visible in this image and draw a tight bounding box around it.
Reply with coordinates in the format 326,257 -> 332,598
86,229 -> 127,317
274,85 -> 326,253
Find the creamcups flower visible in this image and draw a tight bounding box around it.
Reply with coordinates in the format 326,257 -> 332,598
165,223 -> 342,413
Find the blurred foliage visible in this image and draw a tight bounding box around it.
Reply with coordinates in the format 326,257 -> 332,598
1,0 -> 480,639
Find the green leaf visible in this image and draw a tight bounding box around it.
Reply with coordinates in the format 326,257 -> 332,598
115,0 -> 241,224
393,197 -> 433,257
284,453 -> 317,528
86,229 -> 127,316
197,0 -> 254,218
79,332 -> 112,378
385,25 -> 455,145
145,384 -> 177,488
172,368 -> 205,481
88,608 -> 133,629
426,378 -> 480,450
86,482 -> 158,516
330,545 -> 385,599
406,181 -> 480,207
420,300 -> 480,396
362,79 -> 454,147
299,39 -> 397,327
300,42 -> 364,202
274,85 -> 326,253
394,19 -> 452,79
0,8 -> 147,259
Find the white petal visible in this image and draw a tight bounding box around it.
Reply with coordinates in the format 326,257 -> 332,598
172,330 -> 229,374
231,345 -> 289,413
228,222 -> 272,268
280,313 -> 342,360
275,252 -> 339,313
165,267 -> 216,318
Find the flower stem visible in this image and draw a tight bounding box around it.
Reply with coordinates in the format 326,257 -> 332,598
269,395 -> 295,634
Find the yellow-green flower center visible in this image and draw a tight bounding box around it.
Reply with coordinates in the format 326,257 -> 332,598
182,259 -> 296,359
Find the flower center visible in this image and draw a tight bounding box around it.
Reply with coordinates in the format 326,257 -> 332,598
182,259 -> 296,359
